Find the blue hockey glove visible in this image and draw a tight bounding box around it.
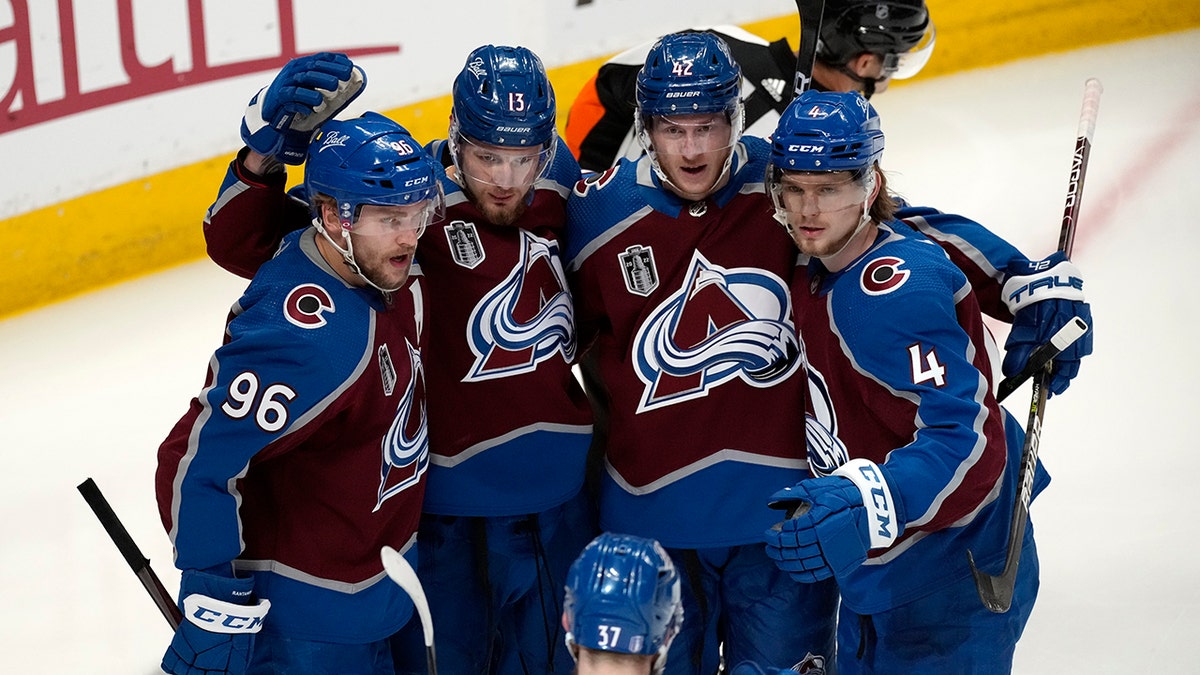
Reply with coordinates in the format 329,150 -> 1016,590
1001,252 -> 1093,396
162,569 -> 271,675
240,52 -> 366,164
764,459 -> 902,583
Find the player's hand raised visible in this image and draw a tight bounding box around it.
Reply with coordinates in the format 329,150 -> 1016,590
240,52 -> 366,165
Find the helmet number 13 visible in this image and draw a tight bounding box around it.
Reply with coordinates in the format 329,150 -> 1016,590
508,92 -> 526,112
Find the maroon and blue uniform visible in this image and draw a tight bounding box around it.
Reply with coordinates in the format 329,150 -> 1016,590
565,137 -> 837,673
203,137 -> 594,673
793,222 -> 1048,673
157,227 -> 429,644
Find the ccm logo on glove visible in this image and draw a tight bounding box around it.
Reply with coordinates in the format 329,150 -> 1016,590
834,459 -> 898,549
182,594 -> 270,634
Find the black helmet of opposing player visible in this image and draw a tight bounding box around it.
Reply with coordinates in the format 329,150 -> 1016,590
817,0 -> 936,82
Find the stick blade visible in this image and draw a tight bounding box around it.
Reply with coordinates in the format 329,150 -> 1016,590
381,546 -> 434,647
966,549 -> 1014,614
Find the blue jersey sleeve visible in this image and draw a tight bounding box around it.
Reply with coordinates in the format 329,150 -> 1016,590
895,205 -> 1030,321
167,278 -> 372,571
831,241 -> 1005,532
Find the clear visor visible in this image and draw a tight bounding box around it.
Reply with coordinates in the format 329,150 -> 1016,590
344,199 -> 441,238
769,170 -> 870,218
454,135 -> 554,191
641,113 -> 736,160
882,25 -> 936,80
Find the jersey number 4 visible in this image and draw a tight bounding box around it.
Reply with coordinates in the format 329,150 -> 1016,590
908,343 -> 947,388
221,371 -> 297,433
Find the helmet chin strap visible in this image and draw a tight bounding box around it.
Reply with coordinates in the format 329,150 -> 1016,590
314,218 -> 402,294
836,64 -> 878,99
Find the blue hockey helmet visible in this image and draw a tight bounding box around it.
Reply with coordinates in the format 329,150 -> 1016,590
767,91 -> 886,235
450,44 -> 556,149
818,0 -> 935,80
635,31 -> 742,121
563,533 -> 682,669
769,90 -> 884,174
634,32 -> 745,197
449,44 -> 557,187
305,111 -> 444,229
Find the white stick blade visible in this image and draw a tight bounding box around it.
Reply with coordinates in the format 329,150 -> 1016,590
380,545 -> 434,647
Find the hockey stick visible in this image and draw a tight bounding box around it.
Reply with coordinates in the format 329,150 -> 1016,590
968,78 -> 1102,613
996,316 -> 1089,402
381,545 -> 437,675
77,477 -> 181,630
793,0 -> 826,96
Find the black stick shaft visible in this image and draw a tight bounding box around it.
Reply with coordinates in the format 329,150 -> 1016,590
969,78 -> 1102,613
793,0 -> 826,96
77,478 -> 182,630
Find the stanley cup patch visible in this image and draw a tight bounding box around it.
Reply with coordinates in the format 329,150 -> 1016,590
619,244 -> 659,296
379,344 -> 397,396
445,220 -> 485,269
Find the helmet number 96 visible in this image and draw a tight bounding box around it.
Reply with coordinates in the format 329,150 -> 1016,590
221,371 -> 297,433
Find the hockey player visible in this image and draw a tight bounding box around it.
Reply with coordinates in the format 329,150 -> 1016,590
202,47 -> 595,674
762,90 -> 1047,673
565,32 -> 837,673
156,114 -> 440,674
562,533 -> 684,675
563,0 -> 1091,398
564,0 -> 935,171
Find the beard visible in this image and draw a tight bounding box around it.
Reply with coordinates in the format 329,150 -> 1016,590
353,243 -> 414,292
477,196 -> 529,227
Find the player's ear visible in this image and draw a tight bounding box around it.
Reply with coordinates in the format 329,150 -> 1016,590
319,201 -> 344,235
848,52 -> 880,79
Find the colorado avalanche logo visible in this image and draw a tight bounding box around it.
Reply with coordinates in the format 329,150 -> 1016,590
633,250 -> 800,412
283,284 -> 335,328
375,340 -> 429,512
861,256 -> 910,296
464,230 -> 575,381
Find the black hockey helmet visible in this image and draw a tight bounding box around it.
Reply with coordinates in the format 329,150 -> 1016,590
817,0 -> 932,70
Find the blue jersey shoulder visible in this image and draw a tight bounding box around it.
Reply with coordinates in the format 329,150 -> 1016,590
221,230 -> 379,419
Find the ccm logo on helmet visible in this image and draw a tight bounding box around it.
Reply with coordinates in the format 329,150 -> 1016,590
788,144 -> 826,153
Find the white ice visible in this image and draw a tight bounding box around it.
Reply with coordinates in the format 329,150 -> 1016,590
1,29 -> 1197,674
